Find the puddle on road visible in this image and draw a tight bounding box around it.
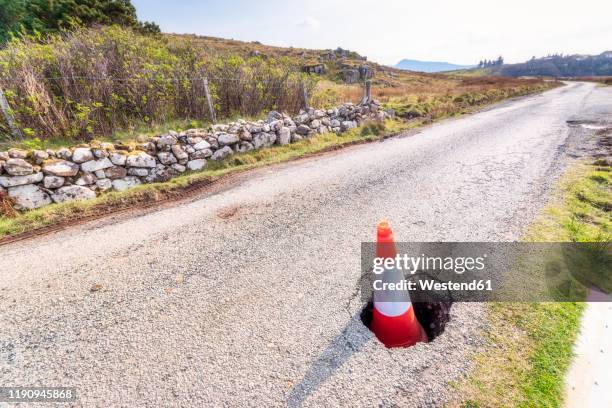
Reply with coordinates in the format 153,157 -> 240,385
566,119 -> 609,131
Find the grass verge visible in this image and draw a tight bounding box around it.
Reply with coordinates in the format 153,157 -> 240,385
0,120 -> 411,239
450,160 -> 610,407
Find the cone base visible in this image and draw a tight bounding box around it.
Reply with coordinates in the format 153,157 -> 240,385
371,306 -> 428,348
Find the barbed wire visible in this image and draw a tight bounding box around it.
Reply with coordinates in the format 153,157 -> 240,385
0,74 -> 313,84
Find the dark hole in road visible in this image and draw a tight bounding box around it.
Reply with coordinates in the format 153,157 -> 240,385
360,298 -> 453,342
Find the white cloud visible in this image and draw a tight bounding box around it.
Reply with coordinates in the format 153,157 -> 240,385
296,17 -> 321,30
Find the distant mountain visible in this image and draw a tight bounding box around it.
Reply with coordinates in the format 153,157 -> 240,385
395,59 -> 475,73
492,51 -> 612,77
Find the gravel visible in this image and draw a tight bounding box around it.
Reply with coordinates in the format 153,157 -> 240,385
1,82 -> 609,407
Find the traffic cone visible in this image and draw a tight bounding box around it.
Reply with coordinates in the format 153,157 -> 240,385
370,219 -> 428,347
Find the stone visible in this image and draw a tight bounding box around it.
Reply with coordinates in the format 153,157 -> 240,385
0,160 -> 4,175
104,166 -> 127,179
342,69 -> 360,83
0,151 -> 8,161
8,148 -> 28,159
294,113 -> 310,124
206,137 -> 219,150
211,146 -> 233,161
217,133 -> 240,146
267,111 -> 283,122
193,140 -> 212,151
72,147 -> 94,163
43,176 -> 65,189
212,124 -> 229,132
277,127 -> 291,145
80,158 -> 113,173
157,151 -> 178,165
42,160 -> 79,177
92,148 -> 109,159
96,179 -> 113,191
314,109 -> 326,119
187,136 -> 203,145
157,134 -> 178,148
51,185 -> 96,204
186,159 -> 207,171
127,168 -> 149,177
4,159 -> 33,176
32,150 -> 49,164
253,132 -> 276,149
139,142 -> 157,155
112,176 -> 141,192
56,148 -> 72,160
126,152 -> 156,168
330,119 -> 341,128
94,170 -> 106,179
238,128 -> 252,141
269,120 -> 283,132
235,142 -> 254,153
296,124 -> 311,135
8,184 -> 52,210
0,172 -> 44,188
309,119 -> 321,129
171,164 -> 186,173
171,145 -> 188,161
109,151 -> 127,166
75,173 -> 97,186
190,149 -> 213,160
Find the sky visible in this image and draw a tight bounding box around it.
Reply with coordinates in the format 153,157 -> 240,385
132,0 -> 612,66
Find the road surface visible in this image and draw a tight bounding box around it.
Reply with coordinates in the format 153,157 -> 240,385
1,82 -> 610,407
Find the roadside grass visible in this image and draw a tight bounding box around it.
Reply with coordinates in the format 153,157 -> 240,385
383,83 -> 553,122
451,161 -> 610,408
0,120 -> 410,238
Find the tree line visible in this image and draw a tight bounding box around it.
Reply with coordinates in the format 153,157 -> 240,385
478,56 -> 504,68
0,0 -> 159,43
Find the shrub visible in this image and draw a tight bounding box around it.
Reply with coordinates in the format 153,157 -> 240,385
0,25 -> 316,141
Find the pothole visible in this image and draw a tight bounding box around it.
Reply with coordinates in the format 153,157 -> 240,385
360,298 -> 453,343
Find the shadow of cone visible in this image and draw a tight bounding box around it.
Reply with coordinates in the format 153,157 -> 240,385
370,219 -> 428,348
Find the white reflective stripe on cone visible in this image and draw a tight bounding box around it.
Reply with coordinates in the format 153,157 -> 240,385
374,301 -> 411,317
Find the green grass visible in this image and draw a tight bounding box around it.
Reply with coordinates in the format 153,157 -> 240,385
0,120 -> 409,238
451,161 -> 610,407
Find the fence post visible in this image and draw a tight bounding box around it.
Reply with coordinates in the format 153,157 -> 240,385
301,81 -> 309,110
360,80 -> 372,105
202,77 -> 217,124
0,86 -> 23,140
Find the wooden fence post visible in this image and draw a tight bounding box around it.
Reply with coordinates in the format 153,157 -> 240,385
0,86 -> 23,140
202,77 -> 216,124
360,80 -> 372,105
301,81 -> 309,110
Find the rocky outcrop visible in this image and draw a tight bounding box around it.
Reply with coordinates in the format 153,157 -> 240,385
0,101 -> 388,211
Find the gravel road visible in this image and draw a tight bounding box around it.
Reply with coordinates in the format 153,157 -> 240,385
1,82 -> 610,407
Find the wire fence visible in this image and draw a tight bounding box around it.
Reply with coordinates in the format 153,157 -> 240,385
0,72 -> 356,141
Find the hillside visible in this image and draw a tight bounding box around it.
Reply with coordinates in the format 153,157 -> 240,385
395,59 -> 474,73
0,27 -> 553,142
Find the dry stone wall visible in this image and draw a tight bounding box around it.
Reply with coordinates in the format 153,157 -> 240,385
0,101 -> 389,211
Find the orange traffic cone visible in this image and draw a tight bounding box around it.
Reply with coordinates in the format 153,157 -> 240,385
370,219 -> 428,348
